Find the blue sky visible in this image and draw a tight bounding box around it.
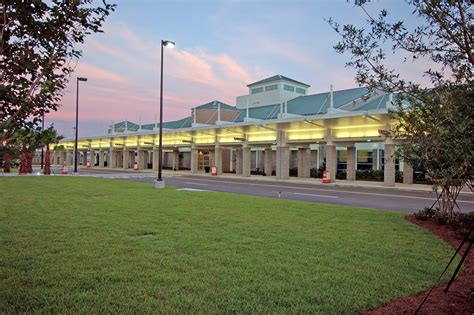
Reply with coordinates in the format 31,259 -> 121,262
48,0 -> 429,138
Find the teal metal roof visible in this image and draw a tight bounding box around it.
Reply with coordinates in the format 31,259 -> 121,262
356,94 -> 389,111
195,100 -> 237,111
332,87 -> 370,107
247,75 -> 310,88
139,117 -> 192,130
233,87 -> 385,120
113,121 -> 140,131
285,87 -> 371,115
112,87 -> 388,132
163,116 -> 192,129
233,104 -> 282,122
140,123 -> 155,130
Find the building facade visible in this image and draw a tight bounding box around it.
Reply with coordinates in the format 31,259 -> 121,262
54,75 -> 414,186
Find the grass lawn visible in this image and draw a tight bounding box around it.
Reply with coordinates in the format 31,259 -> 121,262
0,177 -> 456,313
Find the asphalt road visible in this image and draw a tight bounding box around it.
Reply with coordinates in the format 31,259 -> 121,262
71,167 -> 474,213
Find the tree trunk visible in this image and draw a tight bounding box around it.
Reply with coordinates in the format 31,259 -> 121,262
19,153 -> 27,175
3,153 -> 11,173
44,146 -> 51,175
26,151 -> 33,173
437,184 -> 460,218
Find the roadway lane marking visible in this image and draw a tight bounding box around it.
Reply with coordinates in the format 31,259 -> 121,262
177,177 -> 474,204
184,182 -> 209,186
293,193 -> 339,199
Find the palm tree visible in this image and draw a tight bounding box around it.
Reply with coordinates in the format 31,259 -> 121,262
39,127 -> 64,175
6,127 -> 63,175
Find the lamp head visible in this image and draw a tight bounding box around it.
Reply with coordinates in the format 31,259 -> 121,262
78,77 -> 88,82
162,40 -> 175,48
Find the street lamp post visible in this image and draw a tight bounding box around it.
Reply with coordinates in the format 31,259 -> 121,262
40,113 -> 45,169
74,77 -> 88,173
155,39 -> 175,189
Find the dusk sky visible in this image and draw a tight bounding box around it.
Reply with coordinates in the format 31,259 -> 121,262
47,0 -> 431,138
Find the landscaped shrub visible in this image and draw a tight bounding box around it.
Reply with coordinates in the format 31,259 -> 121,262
414,210 -> 429,221
336,170 -> 346,180
448,217 -> 462,230
413,206 -> 443,221
356,169 -> 384,181
251,170 -> 265,176
395,171 -> 403,183
310,167 -> 324,178
454,228 -> 472,240
423,206 -> 437,217
413,171 -> 432,185
289,168 -> 298,177
434,211 -> 449,225
413,207 -> 472,240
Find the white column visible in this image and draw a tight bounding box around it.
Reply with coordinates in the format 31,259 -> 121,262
384,142 -> 395,186
346,146 -> 356,181
214,146 -> 222,175
297,146 -> 311,178
264,148 -> 272,176
242,145 -> 251,177
123,148 -> 130,169
275,130 -> 289,179
191,146 -> 198,174
325,143 -> 337,181
403,161 -> 414,185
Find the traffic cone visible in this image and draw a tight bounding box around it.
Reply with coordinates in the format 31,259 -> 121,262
322,170 -> 331,183
133,162 -> 138,171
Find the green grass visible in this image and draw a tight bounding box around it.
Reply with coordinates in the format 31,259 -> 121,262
0,177 -> 456,314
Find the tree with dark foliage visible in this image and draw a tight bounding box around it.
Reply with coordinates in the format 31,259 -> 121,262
329,0 -> 473,217
0,0 -> 115,143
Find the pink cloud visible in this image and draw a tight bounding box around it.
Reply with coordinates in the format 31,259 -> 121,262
48,23 -> 260,137
167,49 -> 219,87
110,24 -> 255,96
215,54 -> 254,85
73,62 -> 128,84
87,40 -> 137,65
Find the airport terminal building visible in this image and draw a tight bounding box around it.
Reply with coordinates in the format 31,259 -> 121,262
55,75 -> 414,186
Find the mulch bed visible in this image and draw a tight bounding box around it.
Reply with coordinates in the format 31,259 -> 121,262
362,214 -> 473,315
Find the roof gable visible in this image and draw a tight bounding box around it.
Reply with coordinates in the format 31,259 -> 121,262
247,75 -> 310,88
195,100 -> 237,111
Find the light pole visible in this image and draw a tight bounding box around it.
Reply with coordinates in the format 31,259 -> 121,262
74,77 -> 88,173
40,113 -> 45,169
155,39 -> 175,189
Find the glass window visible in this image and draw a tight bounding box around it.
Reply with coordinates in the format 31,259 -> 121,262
251,87 -> 263,94
265,84 -> 278,92
283,84 -> 295,92
295,87 -> 306,94
357,150 -> 374,170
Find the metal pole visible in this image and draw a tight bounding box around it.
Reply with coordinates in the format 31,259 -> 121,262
158,41 -> 164,181
40,113 -> 45,169
74,78 -> 79,173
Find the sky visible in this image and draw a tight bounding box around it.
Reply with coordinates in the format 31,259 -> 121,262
46,0 -> 431,138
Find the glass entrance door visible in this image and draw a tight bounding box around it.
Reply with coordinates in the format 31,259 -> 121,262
198,150 -> 210,171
